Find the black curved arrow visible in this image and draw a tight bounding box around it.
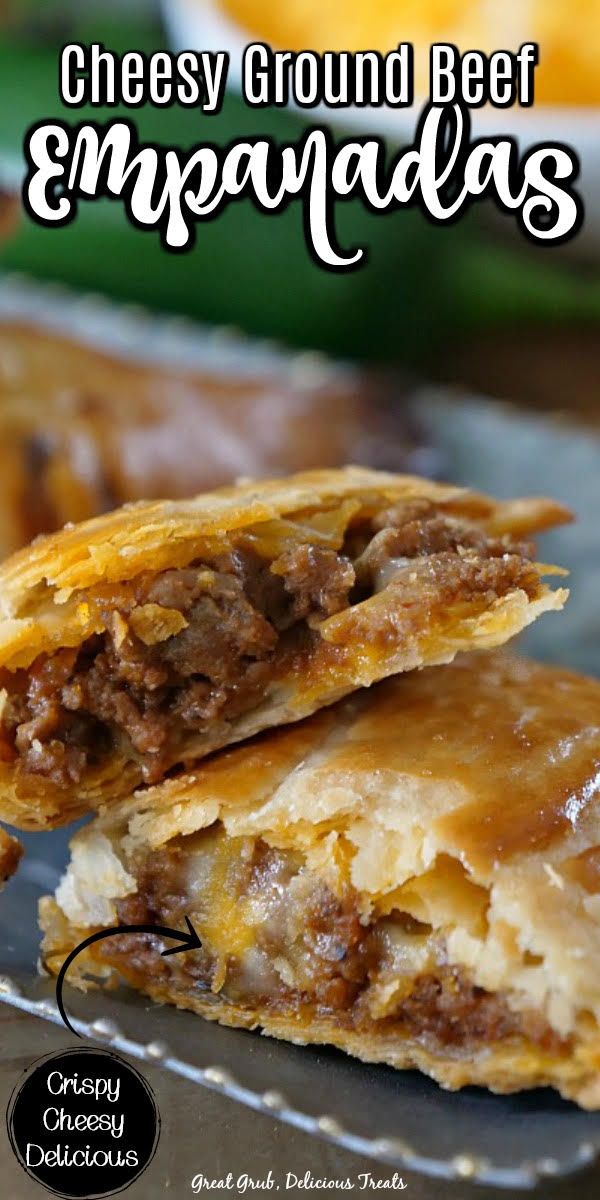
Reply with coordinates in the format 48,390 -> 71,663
56,916 -> 202,1037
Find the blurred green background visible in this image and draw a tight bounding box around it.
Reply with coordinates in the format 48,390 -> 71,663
0,0 -> 598,370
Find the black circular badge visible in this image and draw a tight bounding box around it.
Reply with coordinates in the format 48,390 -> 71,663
7,1047 -> 160,1198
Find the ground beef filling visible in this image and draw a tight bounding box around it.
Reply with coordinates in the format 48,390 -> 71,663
102,836 -> 565,1056
0,504 -> 538,786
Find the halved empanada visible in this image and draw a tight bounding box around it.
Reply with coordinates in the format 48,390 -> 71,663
0,467 -> 569,828
41,653 -> 600,1108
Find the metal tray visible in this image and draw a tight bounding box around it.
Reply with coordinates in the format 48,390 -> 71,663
0,274 -> 599,1191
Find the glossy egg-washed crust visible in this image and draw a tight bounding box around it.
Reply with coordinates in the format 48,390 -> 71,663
0,468 -> 569,830
42,654 -> 600,1107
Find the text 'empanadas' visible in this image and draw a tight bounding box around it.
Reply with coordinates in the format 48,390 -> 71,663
41,654 -> 600,1108
0,467 -> 569,828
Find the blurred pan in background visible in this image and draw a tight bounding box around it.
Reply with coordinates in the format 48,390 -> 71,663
0,289 -> 436,558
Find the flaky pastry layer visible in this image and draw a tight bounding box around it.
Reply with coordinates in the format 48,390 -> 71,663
0,468 -> 569,828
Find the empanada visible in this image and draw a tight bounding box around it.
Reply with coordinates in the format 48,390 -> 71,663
41,654 -> 600,1108
0,467 -> 569,828
0,320 -> 425,557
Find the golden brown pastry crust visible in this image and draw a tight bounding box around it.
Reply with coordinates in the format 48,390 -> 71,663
40,654 -> 600,1108
0,466 -> 568,615
0,468 -> 569,828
